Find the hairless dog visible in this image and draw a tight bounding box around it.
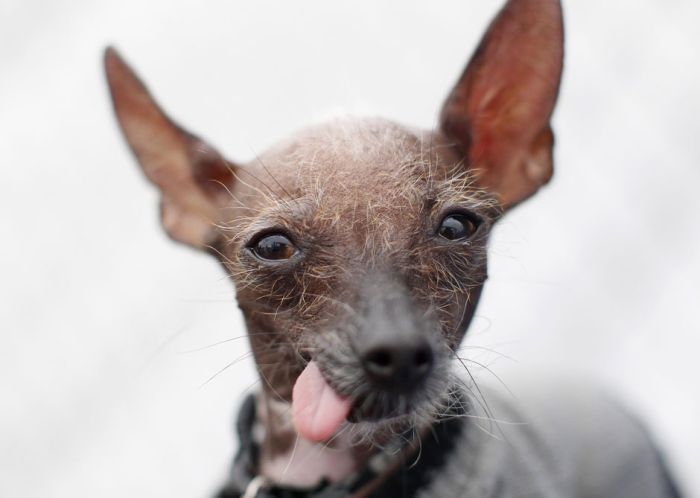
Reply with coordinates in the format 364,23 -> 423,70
105,0 -> 681,496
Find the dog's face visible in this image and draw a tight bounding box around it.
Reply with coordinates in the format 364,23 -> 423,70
222,121 -> 499,431
105,0 -> 563,444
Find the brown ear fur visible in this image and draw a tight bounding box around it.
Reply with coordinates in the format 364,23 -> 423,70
440,0 -> 564,209
104,47 -> 235,248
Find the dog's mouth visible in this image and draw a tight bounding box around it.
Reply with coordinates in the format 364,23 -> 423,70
291,359 -> 438,442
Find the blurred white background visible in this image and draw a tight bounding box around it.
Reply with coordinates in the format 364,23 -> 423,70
1,0 -> 698,496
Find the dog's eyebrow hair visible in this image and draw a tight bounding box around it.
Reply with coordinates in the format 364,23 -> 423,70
429,169 -> 502,216
229,196 -> 318,244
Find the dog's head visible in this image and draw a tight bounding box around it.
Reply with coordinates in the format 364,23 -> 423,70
105,0 -> 563,444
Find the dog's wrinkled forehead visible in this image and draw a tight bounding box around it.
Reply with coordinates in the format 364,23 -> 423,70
233,118 -> 481,243
252,118 -> 437,196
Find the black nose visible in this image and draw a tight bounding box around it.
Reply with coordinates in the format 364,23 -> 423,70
362,341 -> 434,388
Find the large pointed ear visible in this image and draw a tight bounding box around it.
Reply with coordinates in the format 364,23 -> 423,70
104,47 -> 236,249
440,0 -> 564,209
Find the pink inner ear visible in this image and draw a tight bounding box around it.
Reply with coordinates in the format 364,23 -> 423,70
188,138 -> 236,198
440,0 -> 564,208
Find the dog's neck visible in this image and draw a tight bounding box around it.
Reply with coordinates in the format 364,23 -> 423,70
255,393 -> 371,487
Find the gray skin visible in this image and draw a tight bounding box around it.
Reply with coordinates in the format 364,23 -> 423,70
104,0 -> 681,495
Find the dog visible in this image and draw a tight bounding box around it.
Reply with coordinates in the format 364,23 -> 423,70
104,0 -> 682,496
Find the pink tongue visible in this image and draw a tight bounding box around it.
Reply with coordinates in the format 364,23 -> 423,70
292,361 -> 352,442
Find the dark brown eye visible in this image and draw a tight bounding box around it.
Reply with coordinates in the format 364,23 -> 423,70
437,213 -> 479,241
250,233 -> 297,261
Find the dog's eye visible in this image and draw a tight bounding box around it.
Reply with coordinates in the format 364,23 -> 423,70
437,213 -> 479,241
250,233 -> 297,261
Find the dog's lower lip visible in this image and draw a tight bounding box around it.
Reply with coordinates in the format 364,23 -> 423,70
348,405 -> 412,423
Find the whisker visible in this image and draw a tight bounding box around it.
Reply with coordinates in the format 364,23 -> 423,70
407,426 -> 423,469
448,346 -> 508,442
250,148 -> 295,202
138,325 -> 188,371
256,365 -> 287,402
179,332 -> 282,354
281,433 -> 301,478
455,344 -> 517,363
199,351 -> 255,388
456,357 -> 517,399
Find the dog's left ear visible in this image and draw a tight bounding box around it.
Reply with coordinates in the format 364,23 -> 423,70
440,0 -> 564,209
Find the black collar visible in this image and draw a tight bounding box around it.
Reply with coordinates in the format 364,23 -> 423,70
215,394 -> 467,498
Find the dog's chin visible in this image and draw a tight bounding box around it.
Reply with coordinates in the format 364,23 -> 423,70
343,376 -> 449,435
347,392 -> 423,423
340,391 -> 442,447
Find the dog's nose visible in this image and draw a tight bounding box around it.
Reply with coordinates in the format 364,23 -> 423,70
362,341 -> 434,388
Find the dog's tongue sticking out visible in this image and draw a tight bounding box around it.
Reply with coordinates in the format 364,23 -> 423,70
292,361 -> 352,442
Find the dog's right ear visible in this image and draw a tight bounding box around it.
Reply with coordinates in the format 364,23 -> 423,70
104,47 -> 236,249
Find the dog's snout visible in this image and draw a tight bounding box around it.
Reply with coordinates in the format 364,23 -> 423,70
362,341 -> 434,388
353,274 -> 438,391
